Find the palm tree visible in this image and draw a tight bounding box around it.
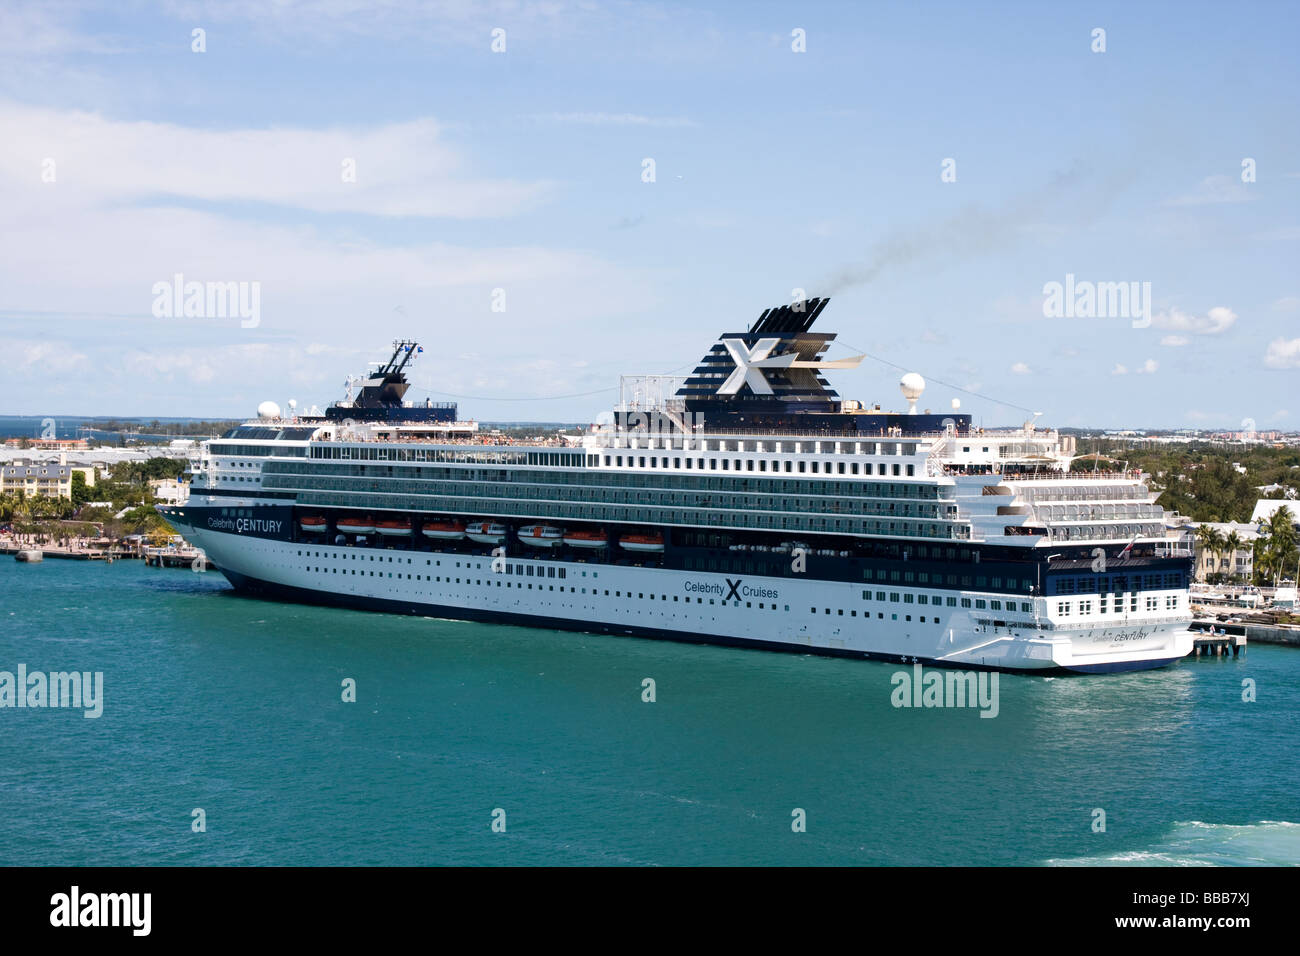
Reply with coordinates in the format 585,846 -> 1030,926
1195,525 -> 1217,582
1265,506 -> 1298,586
1223,530 -> 1243,582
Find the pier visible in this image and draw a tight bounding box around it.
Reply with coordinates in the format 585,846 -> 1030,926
143,546 -> 212,570
2,544 -> 135,562
1189,620 -> 1247,658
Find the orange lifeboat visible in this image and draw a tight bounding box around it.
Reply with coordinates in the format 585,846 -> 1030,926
375,518 -> 413,537
336,516 -> 375,535
421,520 -> 466,540
619,533 -> 664,553
563,529 -> 608,549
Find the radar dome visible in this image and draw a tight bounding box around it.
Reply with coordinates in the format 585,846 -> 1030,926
899,373 -> 925,414
257,400 -> 281,420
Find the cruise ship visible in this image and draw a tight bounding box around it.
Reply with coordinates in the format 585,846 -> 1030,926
159,298 -> 1195,673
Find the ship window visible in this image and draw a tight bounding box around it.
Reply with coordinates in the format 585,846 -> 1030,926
960,598 -> 972,608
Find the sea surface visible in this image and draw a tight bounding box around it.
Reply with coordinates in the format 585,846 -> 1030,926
1,558 -> 1297,866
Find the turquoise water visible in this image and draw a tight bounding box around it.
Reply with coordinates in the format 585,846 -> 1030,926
1,559 -> 1297,866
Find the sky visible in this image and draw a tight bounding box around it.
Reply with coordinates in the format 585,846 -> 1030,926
0,0 -> 1297,429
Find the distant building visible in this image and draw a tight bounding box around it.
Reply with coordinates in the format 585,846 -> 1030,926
0,460 -> 96,499
148,478 -> 188,504
1255,483 -> 1297,498
1251,499 -> 1299,526
2,437 -> 90,452
1191,521 -> 1258,583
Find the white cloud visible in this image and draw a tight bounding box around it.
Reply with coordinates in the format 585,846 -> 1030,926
1160,335 -> 1189,346
1111,363 -> 1128,376
1010,361 -> 1030,374
1273,296 -> 1300,312
1151,306 -> 1237,335
1264,337 -> 1300,369
0,101 -> 548,218
1166,174 -> 1256,206
1136,358 -> 1158,374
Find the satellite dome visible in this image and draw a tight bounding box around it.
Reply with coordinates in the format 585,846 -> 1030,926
899,373 -> 925,413
257,400 -> 281,420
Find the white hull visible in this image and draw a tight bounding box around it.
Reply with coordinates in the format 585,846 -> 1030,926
174,521 -> 1194,673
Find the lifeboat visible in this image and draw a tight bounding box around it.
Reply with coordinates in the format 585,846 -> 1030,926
619,533 -> 664,553
563,529 -> 608,549
519,524 -> 565,548
421,520 -> 466,540
336,516 -> 375,535
375,518 -> 413,537
465,521 -> 507,545
300,516 -> 327,534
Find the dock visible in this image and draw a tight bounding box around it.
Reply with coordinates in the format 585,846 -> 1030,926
1189,620 -> 1247,657
143,547 -> 213,570
2,545 -> 138,562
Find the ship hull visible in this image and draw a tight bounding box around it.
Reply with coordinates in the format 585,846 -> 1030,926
165,510 -> 1194,675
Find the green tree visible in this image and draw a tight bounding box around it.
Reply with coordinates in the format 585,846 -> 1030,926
69,471 -> 90,506
1223,530 -> 1243,581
